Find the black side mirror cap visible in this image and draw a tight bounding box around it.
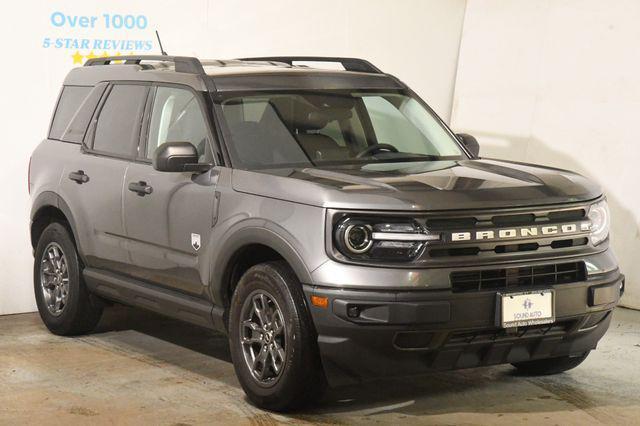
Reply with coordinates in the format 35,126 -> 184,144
457,133 -> 480,158
152,142 -> 212,173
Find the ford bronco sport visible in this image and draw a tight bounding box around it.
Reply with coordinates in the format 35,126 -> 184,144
30,55 -> 624,411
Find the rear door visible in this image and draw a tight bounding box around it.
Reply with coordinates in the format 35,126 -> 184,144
122,84 -> 218,296
59,83 -> 149,272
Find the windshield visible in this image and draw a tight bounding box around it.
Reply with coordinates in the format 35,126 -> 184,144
218,91 -> 467,169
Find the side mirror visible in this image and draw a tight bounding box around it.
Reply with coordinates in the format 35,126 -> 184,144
456,133 -> 480,158
152,142 -> 212,173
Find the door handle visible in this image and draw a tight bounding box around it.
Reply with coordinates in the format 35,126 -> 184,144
68,170 -> 89,184
128,181 -> 153,196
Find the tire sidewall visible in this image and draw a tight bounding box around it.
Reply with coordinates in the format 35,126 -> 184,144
34,223 -> 84,334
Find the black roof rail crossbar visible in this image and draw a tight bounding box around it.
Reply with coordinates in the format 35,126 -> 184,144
84,55 -> 206,75
238,56 -> 383,74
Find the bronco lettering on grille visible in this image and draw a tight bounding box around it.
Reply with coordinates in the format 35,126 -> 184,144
451,222 -> 590,242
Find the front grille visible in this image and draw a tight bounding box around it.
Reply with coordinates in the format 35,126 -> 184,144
450,261 -> 586,293
425,208 -> 586,230
429,237 -> 588,258
421,205 -> 591,262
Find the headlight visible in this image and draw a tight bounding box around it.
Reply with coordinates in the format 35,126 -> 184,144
588,199 -> 610,245
343,224 -> 373,253
334,217 -> 440,262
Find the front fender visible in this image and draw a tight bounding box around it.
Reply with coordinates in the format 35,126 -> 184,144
208,219 -> 316,306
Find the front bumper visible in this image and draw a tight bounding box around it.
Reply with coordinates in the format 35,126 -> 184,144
303,269 -> 623,386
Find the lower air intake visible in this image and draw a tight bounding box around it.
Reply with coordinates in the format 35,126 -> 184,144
450,261 -> 586,293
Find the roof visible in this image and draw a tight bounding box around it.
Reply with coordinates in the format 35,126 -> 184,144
64,55 -> 405,93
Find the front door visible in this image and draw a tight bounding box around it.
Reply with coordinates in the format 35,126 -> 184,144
122,85 -> 218,297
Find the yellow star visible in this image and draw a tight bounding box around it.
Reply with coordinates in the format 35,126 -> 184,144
115,52 -> 122,57
71,51 -> 83,64
101,52 -> 109,58
85,51 -> 97,60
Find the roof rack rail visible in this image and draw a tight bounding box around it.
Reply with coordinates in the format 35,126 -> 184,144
238,56 -> 383,74
84,55 -> 206,75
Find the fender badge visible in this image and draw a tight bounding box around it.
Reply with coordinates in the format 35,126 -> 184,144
191,233 -> 201,251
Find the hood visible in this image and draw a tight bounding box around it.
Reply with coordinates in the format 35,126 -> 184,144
231,159 -> 602,211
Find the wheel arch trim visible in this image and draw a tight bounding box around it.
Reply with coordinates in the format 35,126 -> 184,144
209,223 -> 314,306
30,191 -> 85,262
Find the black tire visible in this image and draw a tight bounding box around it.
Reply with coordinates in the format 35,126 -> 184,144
512,351 -> 590,376
34,222 -> 103,336
229,261 -> 326,412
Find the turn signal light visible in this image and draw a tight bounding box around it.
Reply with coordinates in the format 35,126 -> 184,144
310,295 -> 328,309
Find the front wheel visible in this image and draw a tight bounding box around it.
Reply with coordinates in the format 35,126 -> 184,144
512,352 -> 590,375
229,261 -> 326,412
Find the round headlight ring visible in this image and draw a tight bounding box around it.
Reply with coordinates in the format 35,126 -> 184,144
344,224 -> 373,254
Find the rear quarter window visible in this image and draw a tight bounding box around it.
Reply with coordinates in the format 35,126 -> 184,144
91,84 -> 149,157
49,86 -> 92,142
62,83 -> 108,144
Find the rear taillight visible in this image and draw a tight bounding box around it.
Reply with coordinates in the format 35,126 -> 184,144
28,157 -> 32,194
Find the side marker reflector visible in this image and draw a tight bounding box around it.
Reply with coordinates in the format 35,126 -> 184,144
311,295 -> 329,309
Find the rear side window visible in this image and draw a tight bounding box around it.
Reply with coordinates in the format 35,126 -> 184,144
92,84 -> 148,157
49,86 -> 91,141
60,83 -> 108,144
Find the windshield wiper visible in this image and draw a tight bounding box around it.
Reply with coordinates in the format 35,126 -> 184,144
373,152 -> 444,162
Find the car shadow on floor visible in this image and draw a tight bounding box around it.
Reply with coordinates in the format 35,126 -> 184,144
84,304 -> 636,419
93,304 -> 232,362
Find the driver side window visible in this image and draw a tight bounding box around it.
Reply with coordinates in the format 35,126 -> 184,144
147,86 -> 209,161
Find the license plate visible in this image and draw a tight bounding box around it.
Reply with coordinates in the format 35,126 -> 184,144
499,290 -> 555,328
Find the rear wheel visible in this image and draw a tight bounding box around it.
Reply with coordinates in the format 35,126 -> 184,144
512,352 -> 590,375
34,222 -> 103,335
229,261 -> 326,412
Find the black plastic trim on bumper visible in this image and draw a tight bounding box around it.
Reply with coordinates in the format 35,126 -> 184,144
303,271 -> 622,386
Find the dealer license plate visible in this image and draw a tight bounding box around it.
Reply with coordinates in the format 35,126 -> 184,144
499,290 -> 555,328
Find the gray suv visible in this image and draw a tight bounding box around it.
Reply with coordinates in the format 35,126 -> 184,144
30,55 -> 624,411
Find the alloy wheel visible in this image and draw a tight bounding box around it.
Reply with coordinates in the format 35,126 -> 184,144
239,290 -> 287,385
40,242 -> 69,316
